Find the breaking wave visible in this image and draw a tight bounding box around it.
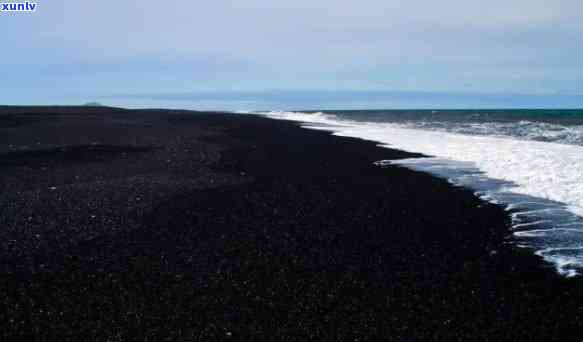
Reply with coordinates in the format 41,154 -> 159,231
258,110 -> 583,277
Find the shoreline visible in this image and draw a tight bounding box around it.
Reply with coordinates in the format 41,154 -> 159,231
1,106 -> 582,340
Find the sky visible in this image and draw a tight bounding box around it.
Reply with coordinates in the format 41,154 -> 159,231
1,0 -> 582,107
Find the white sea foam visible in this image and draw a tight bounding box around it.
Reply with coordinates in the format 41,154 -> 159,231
260,111 -> 583,277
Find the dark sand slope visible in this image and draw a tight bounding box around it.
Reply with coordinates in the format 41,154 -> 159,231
1,107 -> 582,341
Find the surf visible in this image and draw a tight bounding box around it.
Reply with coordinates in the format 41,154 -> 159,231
260,110 -> 583,277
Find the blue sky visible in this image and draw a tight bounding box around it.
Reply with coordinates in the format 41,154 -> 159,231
1,0 -> 582,107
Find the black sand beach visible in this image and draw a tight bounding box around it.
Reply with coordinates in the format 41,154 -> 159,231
1,106 -> 583,341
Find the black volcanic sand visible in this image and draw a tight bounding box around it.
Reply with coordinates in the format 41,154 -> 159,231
1,107 -> 582,341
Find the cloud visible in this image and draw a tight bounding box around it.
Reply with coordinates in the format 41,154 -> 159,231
1,0 -> 582,99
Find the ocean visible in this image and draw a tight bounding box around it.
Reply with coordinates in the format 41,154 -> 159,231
109,91 -> 583,277
257,109 -> 583,278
